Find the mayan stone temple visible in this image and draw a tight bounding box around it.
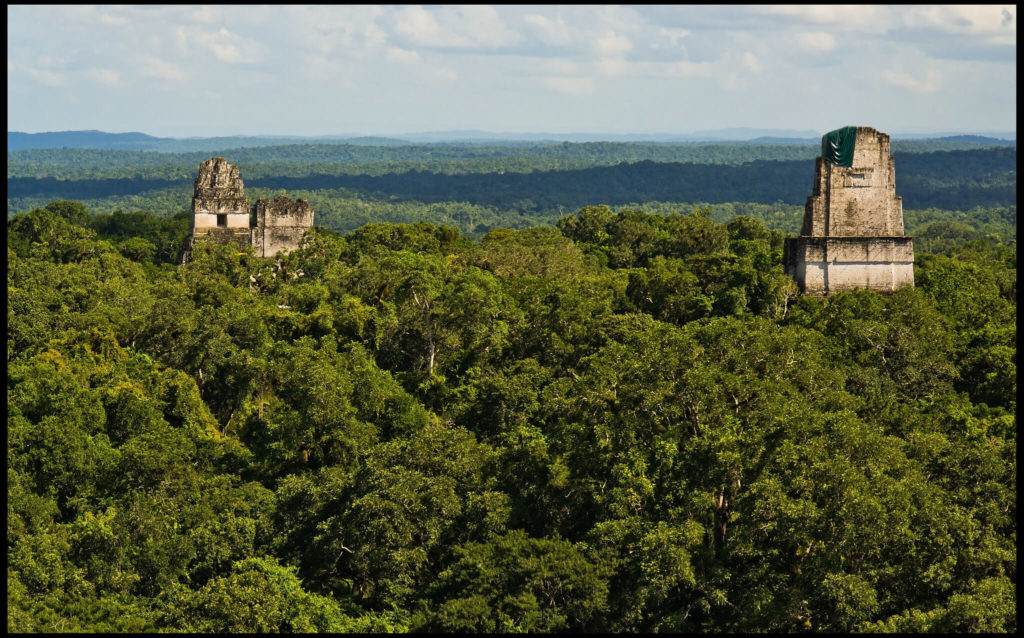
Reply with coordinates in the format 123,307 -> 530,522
783,126 -> 914,295
180,158 -> 314,263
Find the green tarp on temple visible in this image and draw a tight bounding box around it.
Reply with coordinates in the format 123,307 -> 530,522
822,126 -> 857,167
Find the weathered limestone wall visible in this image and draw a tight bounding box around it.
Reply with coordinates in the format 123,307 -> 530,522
254,196 -> 314,228
253,227 -> 310,258
193,213 -> 251,229
784,236 -> 915,295
251,196 -> 314,258
784,127 -> 914,295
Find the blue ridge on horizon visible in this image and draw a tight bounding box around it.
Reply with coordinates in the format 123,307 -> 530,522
7,128 -> 1017,153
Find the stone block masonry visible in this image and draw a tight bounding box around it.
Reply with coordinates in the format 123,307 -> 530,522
251,196 -> 315,258
180,159 -> 314,263
783,127 -> 914,295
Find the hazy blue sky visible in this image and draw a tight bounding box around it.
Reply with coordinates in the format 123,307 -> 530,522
7,4 -> 1017,137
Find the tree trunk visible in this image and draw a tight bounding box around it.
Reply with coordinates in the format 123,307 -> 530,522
713,486 -> 729,555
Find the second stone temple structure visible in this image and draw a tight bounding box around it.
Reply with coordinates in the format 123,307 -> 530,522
181,157 -> 314,263
783,126 -> 914,295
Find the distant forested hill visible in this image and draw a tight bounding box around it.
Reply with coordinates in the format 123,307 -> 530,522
6,137 -> 1016,177
7,128 -> 1015,151
7,148 -> 1016,212
7,130 -> 169,151
7,130 -> 418,153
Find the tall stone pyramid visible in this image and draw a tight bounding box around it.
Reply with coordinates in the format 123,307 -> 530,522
783,126 -> 915,295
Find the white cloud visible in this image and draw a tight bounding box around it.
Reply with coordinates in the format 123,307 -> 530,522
433,67 -> 458,82
191,27 -> 265,64
456,5 -> 520,46
392,6 -> 443,46
36,55 -> 64,68
386,47 -> 420,65
139,55 -> 185,82
743,52 -> 763,73
541,58 -> 579,76
596,57 -> 629,77
524,13 -> 571,46
543,76 -> 593,95
99,13 -> 129,26
759,5 -> 893,34
284,5 -> 387,58
903,5 -> 1015,46
723,72 -> 743,91
882,69 -> 942,93
660,60 -> 714,78
88,68 -> 123,87
174,27 -> 189,54
592,31 -> 632,57
591,5 -> 646,35
657,27 -> 691,48
362,16 -> 389,49
391,5 -> 519,50
191,6 -> 221,24
797,31 -> 837,51
22,65 -> 67,86
295,53 -> 359,90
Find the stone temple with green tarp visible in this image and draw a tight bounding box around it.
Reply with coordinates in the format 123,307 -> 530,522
783,126 -> 915,295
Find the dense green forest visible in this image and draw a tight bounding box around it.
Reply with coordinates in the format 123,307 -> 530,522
7,196 -> 1016,632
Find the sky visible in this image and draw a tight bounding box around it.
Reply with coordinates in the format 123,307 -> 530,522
7,4 -> 1017,138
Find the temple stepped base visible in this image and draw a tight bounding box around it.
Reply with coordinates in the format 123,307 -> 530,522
784,236 -> 915,295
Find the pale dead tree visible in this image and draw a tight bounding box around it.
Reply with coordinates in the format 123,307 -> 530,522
411,290 -> 437,375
